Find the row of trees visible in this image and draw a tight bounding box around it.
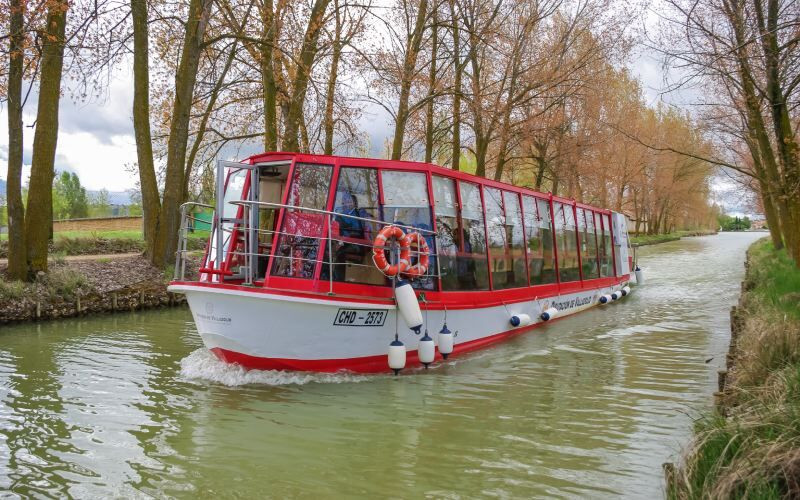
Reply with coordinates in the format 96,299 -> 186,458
718,214 -> 753,231
656,0 -> 800,267
2,0 -> 720,280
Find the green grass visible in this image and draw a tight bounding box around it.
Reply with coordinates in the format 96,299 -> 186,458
1,229 -> 210,257
746,240 -> 800,320
1,229 -> 210,241
669,238 -> 800,499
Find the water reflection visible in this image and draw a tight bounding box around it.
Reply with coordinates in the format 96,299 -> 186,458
0,232 -> 763,497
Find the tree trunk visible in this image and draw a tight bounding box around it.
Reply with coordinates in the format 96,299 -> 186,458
424,6 -> 438,163
152,0 -> 213,267
6,0 -> 26,281
261,0 -> 278,150
132,0 -> 161,261
283,0 -> 332,152
323,0 -> 342,155
753,0 -> 800,264
25,0 -> 68,276
390,0 -> 429,160
449,0 -> 461,171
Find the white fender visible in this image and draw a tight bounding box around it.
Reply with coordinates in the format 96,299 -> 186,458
437,326 -> 454,359
635,268 -> 644,285
418,333 -> 435,366
621,285 -> 631,296
388,339 -> 406,374
541,307 -> 558,321
394,280 -> 423,332
510,314 -> 532,327
599,294 -> 612,304
611,291 -> 622,300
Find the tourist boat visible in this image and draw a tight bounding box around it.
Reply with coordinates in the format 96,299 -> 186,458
168,152 -> 635,374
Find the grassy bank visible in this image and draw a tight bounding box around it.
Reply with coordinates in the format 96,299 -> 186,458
668,239 -> 800,498
631,230 -> 718,247
0,229 -> 209,258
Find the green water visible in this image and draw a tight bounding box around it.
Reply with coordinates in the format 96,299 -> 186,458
0,232 -> 764,498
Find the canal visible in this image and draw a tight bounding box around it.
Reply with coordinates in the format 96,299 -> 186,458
0,232 -> 763,497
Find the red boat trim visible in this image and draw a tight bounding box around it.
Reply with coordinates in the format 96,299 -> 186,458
209,315 -> 563,374
170,277 -> 628,310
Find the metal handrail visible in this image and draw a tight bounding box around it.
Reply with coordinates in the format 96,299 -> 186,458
230,200 -> 437,236
173,199 -> 441,289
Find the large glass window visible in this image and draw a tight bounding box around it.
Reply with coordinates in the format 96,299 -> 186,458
271,163 -> 332,278
484,188 -> 510,289
578,208 -> 600,279
456,181 -> 489,290
503,191 -> 528,288
523,196 -> 556,285
321,167 -> 385,285
599,213 -> 614,277
432,176 -> 460,291
554,202 -> 580,282
381,170 -> 434,289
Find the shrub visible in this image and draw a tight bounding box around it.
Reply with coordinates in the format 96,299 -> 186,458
0,279 -> 26,301
38,267 -> 92,301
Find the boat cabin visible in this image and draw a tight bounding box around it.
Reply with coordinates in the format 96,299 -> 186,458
176,153 -> 632,305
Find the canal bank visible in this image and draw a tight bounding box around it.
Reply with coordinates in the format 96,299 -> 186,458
631,229 -> 718,247
667,238 -> 800,498
0,254 -> 197,324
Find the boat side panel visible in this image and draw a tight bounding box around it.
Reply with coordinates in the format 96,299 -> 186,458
171,283 -> 624,370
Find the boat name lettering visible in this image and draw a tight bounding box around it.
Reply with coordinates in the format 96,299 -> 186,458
551,295 -> 593,311
333,309 -> 387,327
196,313 -> 232,323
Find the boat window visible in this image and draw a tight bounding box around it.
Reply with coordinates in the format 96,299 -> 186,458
484,188 -> 509,289
578,208 -> 600,279
321,167 -> 385,285
255,165 -> 290,278
432,175 -> 460,291
208,168 -> 248,274
599,213 -> 614,277
381,170 -> 434,289
554,202 -> 581,282
523,196 -> 556,285
271,163 -> 333,279
502,191 -> 528,288
456,181 -> 489,290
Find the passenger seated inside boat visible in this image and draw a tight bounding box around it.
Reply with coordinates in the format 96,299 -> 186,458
320,167 -> 385,285
332,193 -> 373,281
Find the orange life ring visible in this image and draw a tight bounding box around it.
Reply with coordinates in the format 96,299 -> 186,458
402,232 -> 430,278
372,226 -> 410,277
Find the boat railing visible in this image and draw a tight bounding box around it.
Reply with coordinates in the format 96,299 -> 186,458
174,200 -> 441,293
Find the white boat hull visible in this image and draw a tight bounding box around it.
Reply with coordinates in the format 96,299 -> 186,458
169,282 -> 628,373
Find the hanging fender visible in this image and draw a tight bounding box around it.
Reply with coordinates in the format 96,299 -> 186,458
401,232 -> 430,279
372,226 -> 410,277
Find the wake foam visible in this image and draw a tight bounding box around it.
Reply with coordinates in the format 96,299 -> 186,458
179,349 -> 376,386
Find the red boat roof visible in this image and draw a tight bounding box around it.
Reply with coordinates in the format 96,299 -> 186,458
245,151 -> 614,214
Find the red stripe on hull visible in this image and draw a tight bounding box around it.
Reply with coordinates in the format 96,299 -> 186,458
209,319 -> 550,374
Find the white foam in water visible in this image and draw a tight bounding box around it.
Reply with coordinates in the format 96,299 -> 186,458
179,349 -> 376,386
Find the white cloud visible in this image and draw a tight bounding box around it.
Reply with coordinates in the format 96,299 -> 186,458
1,71 -> 138,192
